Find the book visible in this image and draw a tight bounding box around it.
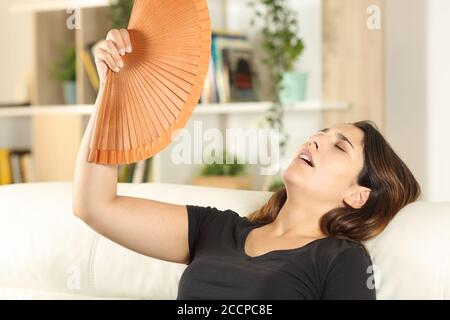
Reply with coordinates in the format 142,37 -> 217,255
20,153 -> 35,183
199,32 -> 251,104
210,33 -> 256,103
222,47 -> 257,102
200,55 -> 219,104
81,41 -> 101,92
0,149 -> 12,185
0,149 -> 33,184
10,153 -> 22,184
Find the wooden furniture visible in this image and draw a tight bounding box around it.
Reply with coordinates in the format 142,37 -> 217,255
322,0 -> 385,132
24,3 -> 111,181
4,0 -> 367,187
0,101 -> 350,187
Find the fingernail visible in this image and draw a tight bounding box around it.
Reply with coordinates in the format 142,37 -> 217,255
120,49 -> 125,56
127,47 -> 132,53
118,60 -> 124,68
114,67 -> 120,72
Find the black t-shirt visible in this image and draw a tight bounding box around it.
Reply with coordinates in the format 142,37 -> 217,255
177,205 -> 376,300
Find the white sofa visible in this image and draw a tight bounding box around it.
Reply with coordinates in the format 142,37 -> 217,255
0,182 -> 449,300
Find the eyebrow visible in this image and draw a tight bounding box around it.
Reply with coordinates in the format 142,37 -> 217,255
319,128 -> 354,150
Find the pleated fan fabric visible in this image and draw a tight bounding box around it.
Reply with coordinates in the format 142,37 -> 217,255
88,0 -> 211,164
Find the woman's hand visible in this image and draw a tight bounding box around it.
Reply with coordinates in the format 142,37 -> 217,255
94,28 -> 132,84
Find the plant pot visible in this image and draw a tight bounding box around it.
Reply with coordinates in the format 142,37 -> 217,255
63,81 -> 77,105
193,176 -> 253,190
279,71 -> 308,104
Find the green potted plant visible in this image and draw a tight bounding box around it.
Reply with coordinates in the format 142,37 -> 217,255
51,43 -> 77,104
193,150 -> 252,190
109,0 -> 134,29
248,0 -> 305,190
248,0 -> 305,154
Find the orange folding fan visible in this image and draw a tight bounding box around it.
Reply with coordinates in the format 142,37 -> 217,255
88,0 -> 211,164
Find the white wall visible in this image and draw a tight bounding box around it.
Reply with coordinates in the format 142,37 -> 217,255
0,0 -> 35,104
426,0 -> 450,201
1,3 -> 322,126
224,0 -> 321,101
385,0 -> 450,201
0,0 -> 35,148
385,0 -> 428,198
2,0 -> 321,103
157,0 -> 324,188
1,0 -> 324,188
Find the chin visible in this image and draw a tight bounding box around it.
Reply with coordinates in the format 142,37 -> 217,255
283,163 -> 313,191
282,166 -> 301,187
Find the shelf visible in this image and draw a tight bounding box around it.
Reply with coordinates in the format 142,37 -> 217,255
0,105 -> 93,117
9,0 -> 110,13
9,0 -> 229,14
0,101 -> 350,118
195,101 -> 350,114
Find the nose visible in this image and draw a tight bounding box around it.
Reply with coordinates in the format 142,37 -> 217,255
308,136 -> 319,150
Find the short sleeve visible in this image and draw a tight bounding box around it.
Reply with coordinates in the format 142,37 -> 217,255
185,205 -> 239,265
321,247 -> 376,300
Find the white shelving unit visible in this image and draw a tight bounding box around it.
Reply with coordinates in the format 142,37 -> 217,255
3,0 -> 339,188
0,100 -> 349,187
9,0 -> 110,13
0,101 -> 349,118
9,0 -> 227,13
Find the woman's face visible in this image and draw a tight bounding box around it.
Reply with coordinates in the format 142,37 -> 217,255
283,123 -> 368,208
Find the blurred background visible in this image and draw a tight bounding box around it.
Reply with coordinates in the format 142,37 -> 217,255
0,0 -> 448,201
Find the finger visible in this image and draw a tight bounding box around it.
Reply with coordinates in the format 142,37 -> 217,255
119,28 -> 132,53
99,40 -> 123,69
107,29 -> 126,56
96,48 -> 120,72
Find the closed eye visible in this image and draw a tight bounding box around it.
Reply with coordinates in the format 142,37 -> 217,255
335,144 -> 346,152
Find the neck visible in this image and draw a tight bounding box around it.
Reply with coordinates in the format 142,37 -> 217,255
270,190 -> 328,239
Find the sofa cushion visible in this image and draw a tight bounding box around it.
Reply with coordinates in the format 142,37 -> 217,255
364,201 -> 450,299
0,182 -> 271,299
0,182 -> 449,299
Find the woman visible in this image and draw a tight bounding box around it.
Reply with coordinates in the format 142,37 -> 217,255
72,29 -> 421,300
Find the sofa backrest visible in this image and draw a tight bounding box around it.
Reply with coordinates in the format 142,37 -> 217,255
364,201 -> 450,299
0,182 -> 449,299
0,182 -> 271,299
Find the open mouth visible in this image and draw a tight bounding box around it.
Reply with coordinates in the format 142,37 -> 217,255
297,154 -> 314,167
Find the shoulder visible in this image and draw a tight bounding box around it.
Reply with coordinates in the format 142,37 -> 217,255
186,204 -> 245,227
186,204 -> 242,218
313,237 -> 373,273
315,237 -> 368,255
315,238 -> 376,300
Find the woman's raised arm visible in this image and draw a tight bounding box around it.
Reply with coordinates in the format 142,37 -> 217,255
72,29 -> 190,264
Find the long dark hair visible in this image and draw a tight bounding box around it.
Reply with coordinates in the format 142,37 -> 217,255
247,120 -> 421,243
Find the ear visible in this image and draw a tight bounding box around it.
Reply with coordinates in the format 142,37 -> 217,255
343,187 -> 371,209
